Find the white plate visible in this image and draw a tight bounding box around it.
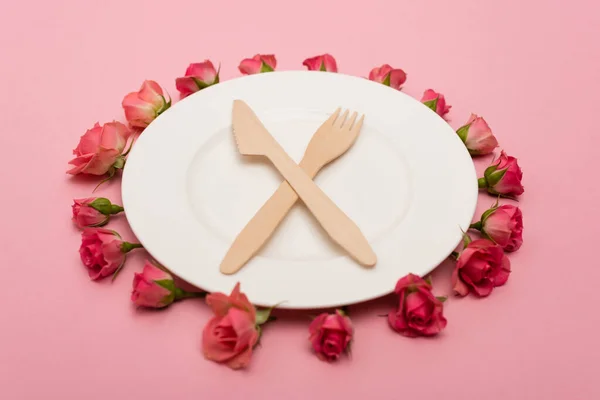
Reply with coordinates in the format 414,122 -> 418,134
122,71 -> 477,309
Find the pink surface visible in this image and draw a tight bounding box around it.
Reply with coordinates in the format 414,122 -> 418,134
1,0 -> 599,398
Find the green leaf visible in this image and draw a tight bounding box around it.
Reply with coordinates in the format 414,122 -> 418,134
255,301 -> 284,325
469,221 -> 483,231
456,124 -> 470,143
424,276 -> 433,286
255,308 -> 273,326
260,62 -> 274,73
477,177 -> 487,189
112,157 -> 125,170
486,169 -> 507,187
191,77 -> 210,90
382,73 -> 391,86
423,98 -> 438,112
462,231 -> 472,248
319,62 -> 326,71
480,207 -> 497,223
89,197 -> 113,215
155,279 -> 176,292
436,296 -> 448,303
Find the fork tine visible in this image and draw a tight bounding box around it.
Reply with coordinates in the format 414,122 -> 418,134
351,114 -> 364,134
327,108 -> 342,125
336,109 -> 349,128
345,112 -> 358,130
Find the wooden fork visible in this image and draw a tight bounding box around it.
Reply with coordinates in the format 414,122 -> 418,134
220,104 -> 373,274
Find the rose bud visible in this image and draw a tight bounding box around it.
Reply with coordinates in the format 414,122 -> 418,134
472,203 -> 523,252
79,228 -> 143,281
175,61 -> 219,98
388,273 -> 447,337
302,54 -> 338,72
67,122 -> 131,176
456,114 -> 498,156
202,283 -> 275,369
368,64 -> 407,90
122,80 -> 171,128
452,238 -> 511,297
131,260 -> 203,308
308,310 -> 353,362
421,89 -> 451,118
72,197 -> 124,229
478,151 -> 524,197
238,54 -> 277,75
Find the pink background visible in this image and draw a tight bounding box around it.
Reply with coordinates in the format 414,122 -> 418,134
1,0 -> 599,398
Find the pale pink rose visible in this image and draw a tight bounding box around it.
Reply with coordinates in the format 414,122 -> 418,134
368,64 -> 407,90
452,239 -> 511,297
421,89 -> 451,118
72,198 -> 108,228
175,61 -> 219,98
302,54 -> 338,72
238,54 -> 277,75
67,122 -> 131,176
202,283 -> 259,369
72,197 -> 124,229
309,310 -> 353,362
79,228 -> 142,280
131,261 -> 175,308
479,151 -> 524,197
122,80 -> 170,128
477,204 -> 523,252
388,273 -> 447,337
456,114 -> 498,155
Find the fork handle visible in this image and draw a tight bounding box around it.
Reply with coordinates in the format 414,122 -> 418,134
219,158 -> 321,275
263,144 -> 377,267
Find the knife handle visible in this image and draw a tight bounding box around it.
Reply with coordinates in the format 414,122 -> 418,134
263,144 -> 377,268
219,159 -> 321,275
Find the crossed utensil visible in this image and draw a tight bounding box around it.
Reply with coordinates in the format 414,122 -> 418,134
220,100 -> 377,275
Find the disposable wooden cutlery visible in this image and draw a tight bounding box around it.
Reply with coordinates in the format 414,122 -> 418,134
220,105 -> 366,274
222,100 -> 377,274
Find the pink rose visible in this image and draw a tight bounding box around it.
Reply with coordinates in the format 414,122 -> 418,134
388,273 -> 447,337
175,61 -> 219,98
67,122 -> 131,176
122,80 -> 170,128
79,228 -> 142,281
131,261 -> 174,308
479,151 -> 524,197
202,283 -> 260,369
368,64 -> 407,90
473,204 -> 523,252
452,239 -> 511,297
302,54 -> 338,72
72,197 -> 124,229
309,310 -> 353,362
238,54 -> 277,75
131,260 -> 203,308
421,89 -> 451,118
456,114 -> 498,155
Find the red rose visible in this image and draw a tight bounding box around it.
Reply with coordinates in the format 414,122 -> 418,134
308,310 -> 353,362
476,204 -> 523,252
388,273 -> 447,337
202,283 -> 259,369
479,151 -> 524,197
452,239 -> 511,297
79,228 -> 142,280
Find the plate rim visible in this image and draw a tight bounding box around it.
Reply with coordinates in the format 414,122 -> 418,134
122,70 -> 478,309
